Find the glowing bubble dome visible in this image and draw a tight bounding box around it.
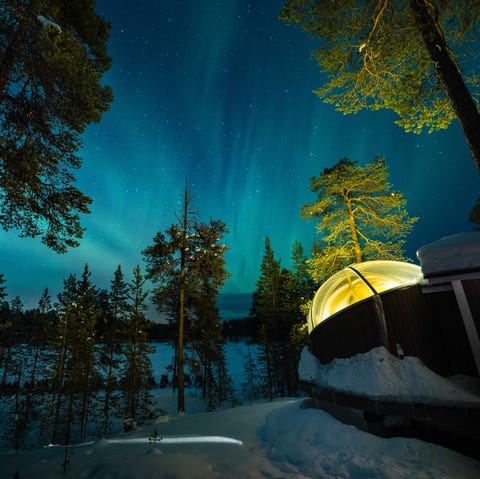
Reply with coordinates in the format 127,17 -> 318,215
307,260 -> 422,333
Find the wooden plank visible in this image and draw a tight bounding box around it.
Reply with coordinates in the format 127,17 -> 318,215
301,381 -> 480,433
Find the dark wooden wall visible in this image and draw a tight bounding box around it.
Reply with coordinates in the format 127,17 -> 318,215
310,283 -> 479,377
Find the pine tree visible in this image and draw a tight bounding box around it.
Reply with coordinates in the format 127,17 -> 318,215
42,274 -> 78,443
188,218 -> 232,408
251,237 -> 283,400
0,297 -> 16,388
289,241 -> 315,345
241,344 -> 263,405
120,265 -> 154,426
0,274 -> 10,385
75,265 -> 100,439
25,290 -> 56,441
97,265 -> 128,436
207,341 -> 237,410
143,185 -> 231,413
0,309 -> 28,452
250,238 -> 310,398
43,265 -> 99,444
0,288 -> 55,451
0,0 -> 113,251
143,186 -> 197,413
302,157 -> 418,283
280,0 -> 480,172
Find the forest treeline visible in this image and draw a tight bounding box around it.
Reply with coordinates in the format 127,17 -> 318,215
0,245 -> 310,452
0,156 -> 419,452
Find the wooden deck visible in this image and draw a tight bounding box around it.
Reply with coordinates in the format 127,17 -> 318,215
301,380 -> 480,435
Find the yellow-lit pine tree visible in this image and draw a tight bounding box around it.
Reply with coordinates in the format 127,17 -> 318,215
302,157 -> 418,283
280,0 -> 480,172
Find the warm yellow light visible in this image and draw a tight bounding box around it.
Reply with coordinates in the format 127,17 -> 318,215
308,261 -> 422,333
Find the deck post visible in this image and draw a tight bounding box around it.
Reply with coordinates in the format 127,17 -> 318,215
451,280 -> 480,375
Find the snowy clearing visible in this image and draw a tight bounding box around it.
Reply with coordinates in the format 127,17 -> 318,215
1,342 -> 480,478
2,396 -> 480,478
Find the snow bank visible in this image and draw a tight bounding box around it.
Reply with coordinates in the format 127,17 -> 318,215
417,232 -> 480,277
299,346 -> 480,405
263,400 -> 480,479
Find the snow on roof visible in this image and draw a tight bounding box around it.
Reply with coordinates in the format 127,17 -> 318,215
416,232 -> 480,278
299,346 -> 480,406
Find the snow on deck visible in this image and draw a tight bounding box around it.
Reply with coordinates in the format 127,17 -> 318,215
417,232 -> 480,277
299,346 -> 480,406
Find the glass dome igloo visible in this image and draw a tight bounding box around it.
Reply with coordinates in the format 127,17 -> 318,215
307,260 -> 423,333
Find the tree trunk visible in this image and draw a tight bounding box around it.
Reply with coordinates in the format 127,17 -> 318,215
346,196 -> 362,262
52,320 -> 69,444
410,0 -> 480,173
177,267 -> 185,413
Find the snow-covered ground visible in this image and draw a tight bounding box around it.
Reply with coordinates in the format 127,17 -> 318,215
2,396 -> 480,478
1,342 -> 480,478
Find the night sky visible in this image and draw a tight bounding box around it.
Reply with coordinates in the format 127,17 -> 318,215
1,0 -> 479,319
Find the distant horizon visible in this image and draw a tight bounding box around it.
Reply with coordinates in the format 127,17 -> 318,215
0,279 -> 253,322
217,292 -> 253,321
2,230 -> 476,320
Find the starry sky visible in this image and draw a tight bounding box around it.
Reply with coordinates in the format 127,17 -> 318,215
1,0 -> 479,319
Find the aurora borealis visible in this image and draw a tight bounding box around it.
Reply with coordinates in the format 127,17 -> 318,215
1,0 -> 479,318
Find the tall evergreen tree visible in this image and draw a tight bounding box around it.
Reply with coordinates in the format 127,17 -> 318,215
97,265 -> 128,436
144,189 -> 232,412
21,289 -> 56,447
280,0 -> 480,172
120,265 -> 154,425
43,273 -> 76,443
1,290 -> 56,452
188,218 -> 232,407
74,264 -> 100,439
241,344 -> 264,405
144,185 -> 206,413
302,157 -> 418,282
28,288 -> 55,387
290,240 -> 316,316
0,0 -> 113,251
0,284 -> 15,387
44,265 -> 99,444
250,237 -> 284,399
251,238 -> 312,398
